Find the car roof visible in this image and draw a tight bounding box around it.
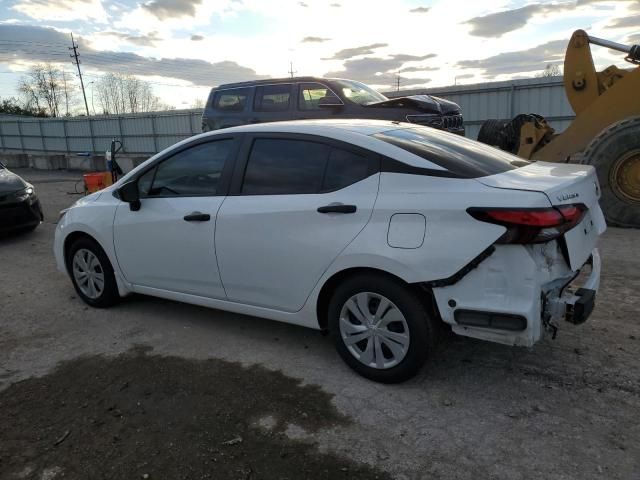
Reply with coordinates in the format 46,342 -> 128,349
216,77 -> 344,89
207,119 -> 410,137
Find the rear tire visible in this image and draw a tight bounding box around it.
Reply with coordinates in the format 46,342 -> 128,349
66,237 -> 119,308
578,117 -> 640,228
328,273 -> 437,383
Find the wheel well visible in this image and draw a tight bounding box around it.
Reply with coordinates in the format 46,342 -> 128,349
316,267 -> 438,331
63,231 -> 101,273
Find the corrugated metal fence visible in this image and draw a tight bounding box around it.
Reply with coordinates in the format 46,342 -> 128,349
0,109 -> 203,156
0,76 -> 575,155
386,75 -> 574,139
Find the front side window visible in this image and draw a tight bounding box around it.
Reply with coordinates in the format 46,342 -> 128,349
373,127 -> 528,178
254,84 -> 291,112
334,79 -> 387,106
298,83 -> 335,111
242,139 -> 329,195
214,88 -> 251,111
140,140 -> 234,197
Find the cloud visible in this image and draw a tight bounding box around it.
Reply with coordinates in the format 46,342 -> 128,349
607,15 -> 640,28
98,31 -> 163,47
190,34 -> 204,41
401,65 -> 438,73
628,33 -> 640,44
463,4 -> 551,38
409,6 -> 430,13
457,39 -> 566,77
0,24 -> 266,87
330,3 -> 341,6
298,1 -> 308,6
11,0 -> 106,21
141,0 -> 203,19
301,36 -> 331,43
324,43 -> 388,60
325,53 -> 436,88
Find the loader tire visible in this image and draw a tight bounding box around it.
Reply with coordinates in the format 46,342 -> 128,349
577,117 -> 640,228
477,119 -> 510,151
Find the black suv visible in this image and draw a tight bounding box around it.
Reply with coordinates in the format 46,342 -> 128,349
202,77 -> 464,135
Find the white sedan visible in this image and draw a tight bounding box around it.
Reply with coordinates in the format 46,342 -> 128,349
54,120 -> 605,383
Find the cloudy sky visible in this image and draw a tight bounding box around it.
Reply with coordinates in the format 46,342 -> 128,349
0,0 -> 638,110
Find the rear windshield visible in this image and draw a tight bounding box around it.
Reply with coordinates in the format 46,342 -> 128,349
373,127 -> 529,178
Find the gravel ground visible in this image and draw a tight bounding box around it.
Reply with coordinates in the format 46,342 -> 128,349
1,169 -> 639,480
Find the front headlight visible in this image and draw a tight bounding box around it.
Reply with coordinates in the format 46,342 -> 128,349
15,186 -> 35,201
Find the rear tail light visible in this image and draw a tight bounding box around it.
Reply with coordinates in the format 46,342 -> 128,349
467,204 -> 586,244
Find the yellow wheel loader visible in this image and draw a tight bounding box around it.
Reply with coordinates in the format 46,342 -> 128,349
478,30 -> 640,227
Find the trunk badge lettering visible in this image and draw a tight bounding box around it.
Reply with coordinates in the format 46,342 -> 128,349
557,192 -> 579,201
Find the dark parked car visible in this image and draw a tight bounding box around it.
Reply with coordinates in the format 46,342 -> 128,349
202,77 -> 464,135
0,162 -> 43,233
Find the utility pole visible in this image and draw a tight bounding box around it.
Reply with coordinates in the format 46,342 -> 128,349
69,33 -> 90,116
288,61 -> 297,78
396,74 -> 401,92
62,70 -> 69,116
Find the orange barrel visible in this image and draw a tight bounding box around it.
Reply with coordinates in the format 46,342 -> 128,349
83,171 -> 113,194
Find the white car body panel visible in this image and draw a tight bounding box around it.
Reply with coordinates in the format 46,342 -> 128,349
215,175 -> 379,312
54,119 -> 605,347
113,196 -> 226,298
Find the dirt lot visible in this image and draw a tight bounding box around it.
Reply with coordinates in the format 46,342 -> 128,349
1,169 -> 639,480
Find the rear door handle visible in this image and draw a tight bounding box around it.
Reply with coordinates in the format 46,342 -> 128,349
317,204 -> 357,214
183,211 -> 211,222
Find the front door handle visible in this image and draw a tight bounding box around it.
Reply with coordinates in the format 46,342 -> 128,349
183,211 -> 211,222
317,204 -> 357,214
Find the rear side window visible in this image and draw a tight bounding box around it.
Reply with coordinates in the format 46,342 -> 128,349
242,139 -> 329,195
254,84 -> 291,112
213,88 -> 251,111
323,149 -> 372,191
140,140 -> 234,197
241,138 -> 376,195
373,127 -> 528,178
298,83 -> 331,111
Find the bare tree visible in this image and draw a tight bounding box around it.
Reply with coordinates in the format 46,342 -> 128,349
17,63 -> 64,117
95,73 -> 162,114
537,64 -> 562,78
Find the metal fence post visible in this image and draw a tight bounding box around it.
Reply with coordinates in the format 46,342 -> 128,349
62,119 -> 70,153
87,117 -> 96,154
16,121 -> 25,153
117,115 -> 124,150
38,119 -> 46,152
189,112 -> 195,135
151,114 -> 159,153
0,120 -> 5,152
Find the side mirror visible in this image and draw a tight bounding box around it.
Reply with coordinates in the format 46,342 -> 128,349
317,95 -> 344,108
118,180 -> 141,211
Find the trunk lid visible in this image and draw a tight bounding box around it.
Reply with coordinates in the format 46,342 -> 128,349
477,161 -> 606,270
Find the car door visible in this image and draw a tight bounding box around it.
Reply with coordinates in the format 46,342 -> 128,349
215,134 -> 380,312
113,136 -> 239,298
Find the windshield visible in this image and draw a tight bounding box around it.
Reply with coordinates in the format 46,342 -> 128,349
374,127 -> 529,178
335,80 -> 387,106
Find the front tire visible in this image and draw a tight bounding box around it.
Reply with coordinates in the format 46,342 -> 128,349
328,274 -> 437,383
67,237 -> 119,308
